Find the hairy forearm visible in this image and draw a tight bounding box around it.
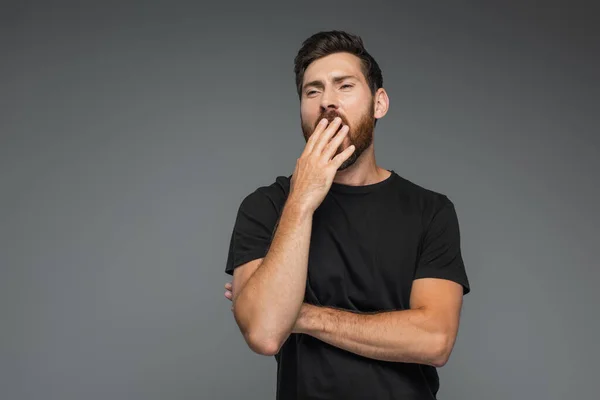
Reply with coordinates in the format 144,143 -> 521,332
295,304 -> 449,367
234,200 -> 313,355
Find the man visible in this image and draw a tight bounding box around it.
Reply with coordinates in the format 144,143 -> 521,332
223,30 -> 470,399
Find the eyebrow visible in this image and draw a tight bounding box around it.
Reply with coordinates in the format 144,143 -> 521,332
302,75 -> 359,92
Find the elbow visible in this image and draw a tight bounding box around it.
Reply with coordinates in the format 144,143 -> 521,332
234,310 -> 284,356
245,330 -> 283,356
232,300 -> 288,356
431,353 -> 450,368
430,333 -> 453,368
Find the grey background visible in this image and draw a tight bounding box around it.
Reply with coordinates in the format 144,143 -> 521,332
2,1 -> 598,399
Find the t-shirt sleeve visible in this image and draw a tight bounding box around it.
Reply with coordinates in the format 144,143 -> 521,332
225,190 -> 280,276
414,197 -> 471,295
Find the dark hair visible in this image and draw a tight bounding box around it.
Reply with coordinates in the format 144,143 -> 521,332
293,30 -> 383,99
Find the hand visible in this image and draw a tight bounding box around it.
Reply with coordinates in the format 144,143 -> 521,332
289,117 -> 355,213
224,282 -> 234,311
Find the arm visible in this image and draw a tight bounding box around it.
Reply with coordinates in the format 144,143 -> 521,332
293,278 -> 464,367
230,117 -> 355,356
233,200 -> 313,356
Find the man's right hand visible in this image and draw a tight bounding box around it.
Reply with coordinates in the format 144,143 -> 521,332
288,117 -> 355,213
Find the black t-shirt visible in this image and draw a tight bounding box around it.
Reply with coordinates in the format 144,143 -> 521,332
225,170 -> 470,400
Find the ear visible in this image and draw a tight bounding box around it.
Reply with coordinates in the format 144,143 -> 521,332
373,88 -> 389,119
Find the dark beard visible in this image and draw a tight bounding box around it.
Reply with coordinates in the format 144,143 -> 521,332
301,102 -> 375,170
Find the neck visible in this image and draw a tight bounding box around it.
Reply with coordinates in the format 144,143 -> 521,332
332,145 -> 390,186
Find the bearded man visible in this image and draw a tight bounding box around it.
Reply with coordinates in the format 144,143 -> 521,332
223,30 -> 471,400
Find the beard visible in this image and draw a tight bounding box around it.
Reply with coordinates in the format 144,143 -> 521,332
301,102 -> 376,171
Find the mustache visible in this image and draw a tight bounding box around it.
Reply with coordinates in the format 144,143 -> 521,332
315,110 -> 349,127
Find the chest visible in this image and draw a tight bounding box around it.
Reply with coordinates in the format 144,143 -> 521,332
305,197 -> 423,312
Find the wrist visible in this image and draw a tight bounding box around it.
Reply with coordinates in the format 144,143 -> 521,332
283,196 -> 314,220
294,303 -> 320,335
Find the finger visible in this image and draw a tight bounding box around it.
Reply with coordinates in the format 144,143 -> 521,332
224,282 -> 232,290
330,144 -> 355,168
322,124 -> 349,160
225,290 -> 232,300
311,117 -> 343,156
303,118 -> 329,155
311,117 -> 342,156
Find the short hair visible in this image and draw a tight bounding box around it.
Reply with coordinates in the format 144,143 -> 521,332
294,30 -> 383,99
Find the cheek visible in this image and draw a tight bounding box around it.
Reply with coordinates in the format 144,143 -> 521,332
342,93 -> 371,116
300,100 -> 318,117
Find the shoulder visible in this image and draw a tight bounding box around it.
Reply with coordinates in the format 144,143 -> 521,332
391,173 -> 457,222
238,174 -> 292,214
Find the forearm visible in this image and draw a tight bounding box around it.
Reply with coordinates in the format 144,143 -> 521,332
295,304 -> 448,367
234,199 -> 313,354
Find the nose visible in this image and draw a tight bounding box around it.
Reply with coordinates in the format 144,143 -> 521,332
320,87 -> 339,113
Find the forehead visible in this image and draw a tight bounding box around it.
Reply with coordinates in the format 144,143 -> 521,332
303,52 -> 365,83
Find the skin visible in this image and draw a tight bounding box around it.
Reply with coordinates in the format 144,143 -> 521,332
225,52 -> 464,367
300,52 -> 391,185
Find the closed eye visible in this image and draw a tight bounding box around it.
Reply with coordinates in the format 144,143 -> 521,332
305,84 -> 352,96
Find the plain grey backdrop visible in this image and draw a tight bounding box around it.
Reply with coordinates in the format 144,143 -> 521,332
2,1 -> 598,399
